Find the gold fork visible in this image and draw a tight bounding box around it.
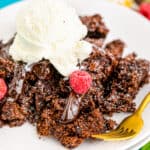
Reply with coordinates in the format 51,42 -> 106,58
92,92 -> 150,141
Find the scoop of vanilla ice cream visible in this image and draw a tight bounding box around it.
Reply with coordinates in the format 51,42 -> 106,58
10,0 -> 92,76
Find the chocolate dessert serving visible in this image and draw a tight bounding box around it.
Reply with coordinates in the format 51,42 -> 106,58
0,11 -> 149,149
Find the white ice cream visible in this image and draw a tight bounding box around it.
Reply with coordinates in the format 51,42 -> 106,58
10,0 -> 92,76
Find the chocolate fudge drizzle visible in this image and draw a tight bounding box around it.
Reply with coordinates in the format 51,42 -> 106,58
61,92 -> 82,124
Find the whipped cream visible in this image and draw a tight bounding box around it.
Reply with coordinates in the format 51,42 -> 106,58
10,0 -> 92,76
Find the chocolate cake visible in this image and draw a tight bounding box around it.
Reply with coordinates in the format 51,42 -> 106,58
0,14 -> 149,148
80,14 -> 109,47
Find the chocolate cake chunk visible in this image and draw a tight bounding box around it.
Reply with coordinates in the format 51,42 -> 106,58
17,59 -> 62,123
101,53 -> 150,114
82,48 -> 117,82
0,57 -> 15,83
80,14 -> 109,38
1,101 -> 25,127
79,40 -> 125,115
81,39 -> 125,83
80,14 -> 109,47
105,39 -> 125,59
37,103 -> 115,148
79,52 -> 118,113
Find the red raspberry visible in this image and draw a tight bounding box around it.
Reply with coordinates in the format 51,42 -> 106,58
0,78 -> 7,100
139,2 -> 150,20
69,70 -> 92,94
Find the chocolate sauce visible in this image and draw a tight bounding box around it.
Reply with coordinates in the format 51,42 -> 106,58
61,92 -> 81,124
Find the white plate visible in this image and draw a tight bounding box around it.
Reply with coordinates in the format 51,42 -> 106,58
0,1 -> 150,150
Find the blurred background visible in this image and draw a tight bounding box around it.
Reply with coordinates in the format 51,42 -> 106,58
0,0 -> 150,20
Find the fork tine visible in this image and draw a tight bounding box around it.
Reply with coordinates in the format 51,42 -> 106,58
119,128 -> 129,136
92,131 -> 136,141
105,128 -> 135,137
108,131 -> 135,138
96,127 -> 124,136
92,127 -> 136,140
91,127 -> 124,138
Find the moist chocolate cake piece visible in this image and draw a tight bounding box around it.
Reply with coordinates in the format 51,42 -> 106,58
101,53 -> 150,114
37,93 -> 116,148
81,39 -> 125,82
80,14 -> 109,47
81,48 -> 117,82
56,109 -> 115,148
80,14 -> 109,38
79,43 -> 124,114
16,60 -> 61,123
0,57 -> 15,83
105,39 -> 125,59
37,102 -> 115,148
1,101 -> 25,127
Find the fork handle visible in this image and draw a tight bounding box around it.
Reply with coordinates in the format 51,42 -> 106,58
136,92 -> 150,115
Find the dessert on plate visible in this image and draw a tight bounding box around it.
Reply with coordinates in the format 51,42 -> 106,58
0,0 -> 149,148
